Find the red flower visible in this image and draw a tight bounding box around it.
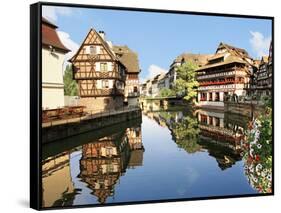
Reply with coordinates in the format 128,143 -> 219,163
248,122 -> 253,130
255,155 -> 260,161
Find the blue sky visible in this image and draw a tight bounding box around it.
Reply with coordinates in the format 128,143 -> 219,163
43,6 -> 272,81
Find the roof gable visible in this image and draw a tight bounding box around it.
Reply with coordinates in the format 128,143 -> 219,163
216,42 -> 249,58
70,29 -> 116,62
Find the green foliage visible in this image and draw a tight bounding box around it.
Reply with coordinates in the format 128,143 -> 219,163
173,61 -> 199,103
158,88 -> 175,97
64,65 -> 78,96
171,113 -> 201,153
262,96 -> 272,108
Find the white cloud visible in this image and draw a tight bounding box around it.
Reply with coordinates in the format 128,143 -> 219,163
250,31 -> 271,58
42,6 -> 72,22
57,31 -> 79,70
142,64 -> 167,82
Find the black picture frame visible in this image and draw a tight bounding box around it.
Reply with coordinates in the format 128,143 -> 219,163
30,1 -> 274,210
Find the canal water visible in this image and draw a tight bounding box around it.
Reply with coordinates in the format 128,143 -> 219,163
42,106 -> 259,208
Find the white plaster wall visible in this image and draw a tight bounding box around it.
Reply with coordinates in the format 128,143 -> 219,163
42,48 -> 65,84
42,48 -> 66,109
42,87 -> 65,109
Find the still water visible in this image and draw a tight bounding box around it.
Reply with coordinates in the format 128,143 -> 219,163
42,107 -> 259,208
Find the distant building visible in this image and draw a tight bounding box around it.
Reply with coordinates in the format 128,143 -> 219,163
140,79 -> 152,97
196,42 -> 255,108
246,59 -> 261,97
151,73 -> 166,97
168,53 -> 212,89
158,72 -> 170,91
70,29 -> 127,112
42,17 -> 70,109
113,46 -> 141,106
256,56 -> 269,96
268,41 -> 273,89
140,82 -> 147,97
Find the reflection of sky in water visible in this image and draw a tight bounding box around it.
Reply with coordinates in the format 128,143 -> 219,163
67,115 -> 256,205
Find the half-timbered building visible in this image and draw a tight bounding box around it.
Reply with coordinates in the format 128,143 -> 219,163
113,46 -> 141,106
42,17 -> 70,110
255,41 -> 273,97
196,43 -> 255,108
256,56 -> 269,96
69,29 -> 126,112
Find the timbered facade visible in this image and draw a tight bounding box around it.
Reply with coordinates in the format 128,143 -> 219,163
196,43 -> 255,108
256,41 -> 272,97
70,29 -> 126,111
113,45 -> 141,106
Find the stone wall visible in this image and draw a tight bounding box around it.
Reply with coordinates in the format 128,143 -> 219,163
42,108 -> 142,143
79,96 -> 124,112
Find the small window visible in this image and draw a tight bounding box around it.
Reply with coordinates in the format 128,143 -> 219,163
100,63 -> 108,71
209,93 -> 213,101
102,80 -> 109,88
133,86 -> 138,93
215,92 -> 220,101
89,45 -> 96,55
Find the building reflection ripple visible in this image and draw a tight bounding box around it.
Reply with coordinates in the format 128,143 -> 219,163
78,125 -> 144,204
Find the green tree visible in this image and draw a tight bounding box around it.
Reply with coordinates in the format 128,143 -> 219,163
173,61 -> 199,103
158,88 -> 175,97
64,64 -> 78,96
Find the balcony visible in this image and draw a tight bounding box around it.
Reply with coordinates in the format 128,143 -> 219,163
199,79 -> 244,86
197,69 -> 246,80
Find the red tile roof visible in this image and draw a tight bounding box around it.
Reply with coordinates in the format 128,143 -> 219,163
42,17 -> 70,53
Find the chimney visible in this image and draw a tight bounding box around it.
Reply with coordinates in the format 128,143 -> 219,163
98,30 -> 106,40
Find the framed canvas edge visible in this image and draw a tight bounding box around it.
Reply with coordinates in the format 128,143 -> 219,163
30,1 -> 275,210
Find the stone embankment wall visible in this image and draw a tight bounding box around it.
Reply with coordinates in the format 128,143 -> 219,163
43,108 -> 142,143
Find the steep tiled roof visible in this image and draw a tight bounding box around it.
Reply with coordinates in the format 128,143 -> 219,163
113,45 -> 140,73
42,17 -> 70,53
196,55 -> 246,71
172,53 -> 212,68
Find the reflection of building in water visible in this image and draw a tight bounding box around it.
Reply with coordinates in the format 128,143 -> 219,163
42,152 -> 77,207
126,126 -> 143,150
79,127 -> 144,204
197,110 -> 246,170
